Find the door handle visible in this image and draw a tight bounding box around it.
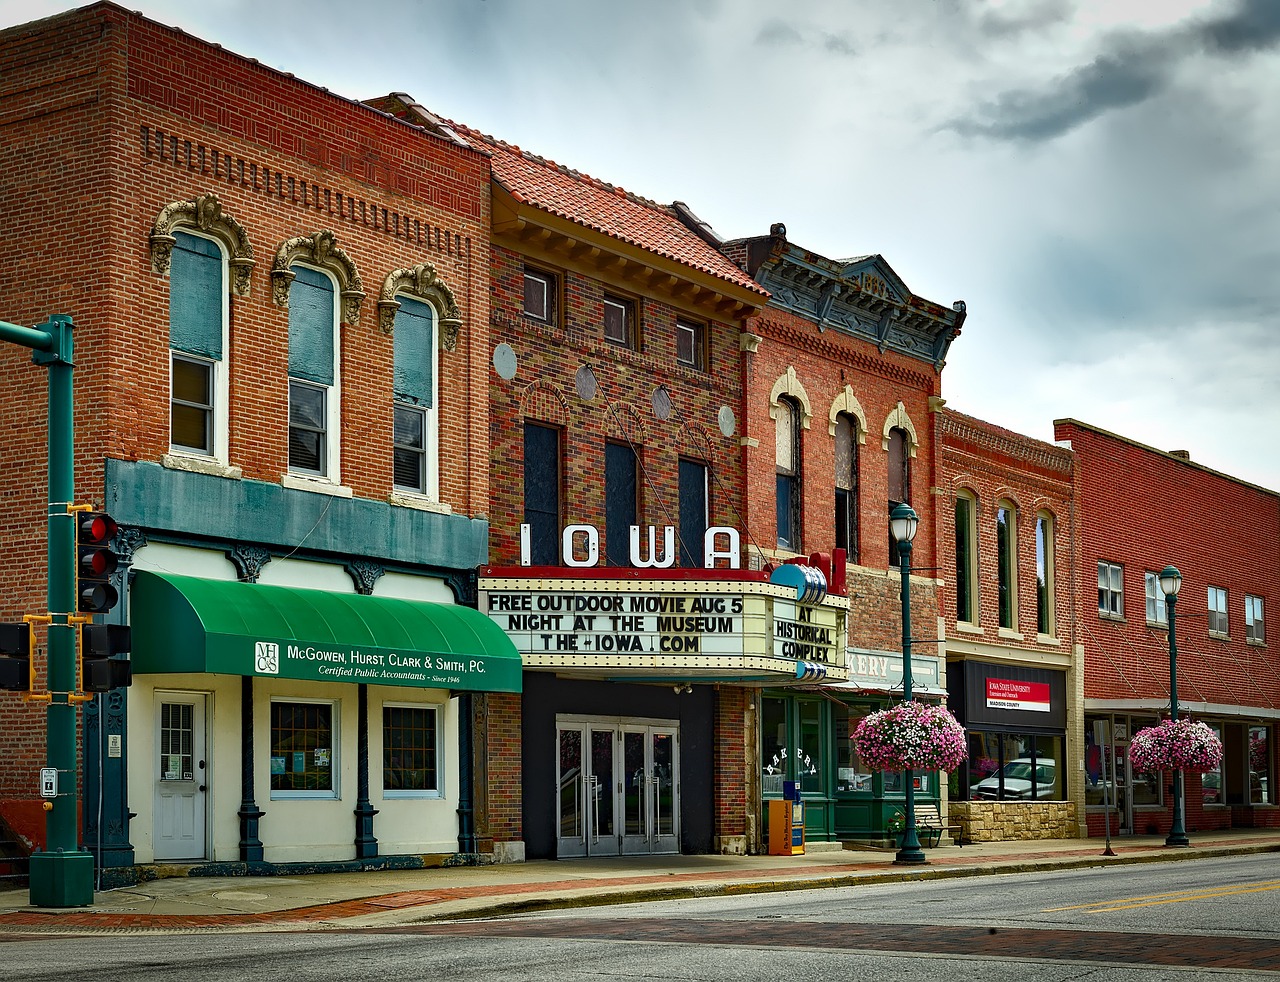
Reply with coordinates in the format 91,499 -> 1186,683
199,785 -> 206,792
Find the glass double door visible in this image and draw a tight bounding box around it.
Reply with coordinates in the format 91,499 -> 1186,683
557,716 -> 679,857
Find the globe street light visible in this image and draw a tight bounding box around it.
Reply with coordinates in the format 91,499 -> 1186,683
890,502 -> 927,865
1159,565 -> 1190,848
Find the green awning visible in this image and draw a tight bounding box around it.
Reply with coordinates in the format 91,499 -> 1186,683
131,570 -> 521,693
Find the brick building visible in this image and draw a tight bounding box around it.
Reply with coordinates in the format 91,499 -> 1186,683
372,106 -> 854,860
723,227 -> 967,843
0,3 -> 521,878
1055,420 -> 1280,836
937,408 -> 1083,842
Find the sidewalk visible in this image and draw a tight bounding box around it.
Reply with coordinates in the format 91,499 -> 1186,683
1,828 -> 1277,934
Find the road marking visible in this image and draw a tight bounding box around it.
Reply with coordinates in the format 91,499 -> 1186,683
1044,879 -> 1280,913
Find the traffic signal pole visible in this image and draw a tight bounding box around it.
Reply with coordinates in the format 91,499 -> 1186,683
0,315 -> 95,907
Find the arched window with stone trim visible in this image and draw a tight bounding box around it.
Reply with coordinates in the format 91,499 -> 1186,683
776,395 -> 803,552
392,295 -> 438,498
887,426 -> 911,566
833,412 -> 860,563
997,498 -> 1018,630
151,193 -> 253,469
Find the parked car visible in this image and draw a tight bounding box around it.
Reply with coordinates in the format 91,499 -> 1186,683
972,758 -> 1057,800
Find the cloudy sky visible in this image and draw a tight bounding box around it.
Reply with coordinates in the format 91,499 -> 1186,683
6,0 -> 1279,490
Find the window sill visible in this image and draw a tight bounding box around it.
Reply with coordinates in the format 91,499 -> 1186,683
1247,638 -> 1267,648
269,791 -> 339,800
163,453 -> 242,480
997,627 -> 1024,641
955,622 -> 984,636
1146,620 -> 1169,631
389,491 -> 452,515
282,473 -> 353,498
1035,633 -> 1061,646
1209,631 -> 1231,642
1098,612 -> 1126,624
382,790 -> 445,800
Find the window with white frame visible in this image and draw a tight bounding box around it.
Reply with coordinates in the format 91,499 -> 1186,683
955,490 -> 978,623
1208,585 -> 1229,636
270,699 -> 337,797
676,318 -> 705,370
775,396 -> 802,552
383,704 -> 441,796
523,266 -> 557,324
1098,561 -> 1123,618
1145,572 -> 1168,625
603,293 -> 637,349
1036,512 -> 1055,636
996,500 -> 1017,629
288,264 -> 340,478
1246,595 -> 1265,643
392,295 -> 438,497
169,230 -> 229,459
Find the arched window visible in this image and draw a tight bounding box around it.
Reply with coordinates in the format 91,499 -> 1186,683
887,426 -> 910,565
955,489 -> 978,623
392,296 -> 438,498
168,230 -> 228,460
1037,511 -> 1055,636
834,413 -> 859,563
997,499 -> 1018,629
288,265 -> 340,479
776,395 -> 802,552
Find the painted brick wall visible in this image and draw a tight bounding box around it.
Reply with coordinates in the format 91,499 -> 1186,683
0,5 -> 492,843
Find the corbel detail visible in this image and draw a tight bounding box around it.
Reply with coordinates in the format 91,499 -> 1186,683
150,193 -> 255,296
376,262 -> 464,350
271,230 -> 364,326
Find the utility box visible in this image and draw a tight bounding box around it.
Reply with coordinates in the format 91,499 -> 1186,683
766,782 -> 806,855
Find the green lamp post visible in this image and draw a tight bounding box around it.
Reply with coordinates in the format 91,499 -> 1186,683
1159,565 -> 1190,848
890,502 -> 927,865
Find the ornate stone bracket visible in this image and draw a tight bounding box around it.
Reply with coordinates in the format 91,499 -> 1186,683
113,526 -> 148,565
227,545 -> 272,583
150,193 -> 255,296
271,230 -> 364,326
345,560 -> 385,596
376,262 -> 463,350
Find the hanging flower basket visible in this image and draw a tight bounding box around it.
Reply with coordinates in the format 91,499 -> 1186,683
853,700 -> 967,773
1129,718 -> 1224,772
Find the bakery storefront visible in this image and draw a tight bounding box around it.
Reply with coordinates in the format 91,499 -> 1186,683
481,542 -> 849,859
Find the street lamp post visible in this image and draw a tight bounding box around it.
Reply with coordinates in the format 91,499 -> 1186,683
890,502 -> 927,865
1159,565 -> 1190,848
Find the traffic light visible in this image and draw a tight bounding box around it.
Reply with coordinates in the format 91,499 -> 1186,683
81,624 -> 132,692
0,622 -> 32,692
77,511 -> 119,613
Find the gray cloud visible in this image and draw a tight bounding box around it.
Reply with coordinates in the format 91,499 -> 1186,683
950,0 -> 1280,142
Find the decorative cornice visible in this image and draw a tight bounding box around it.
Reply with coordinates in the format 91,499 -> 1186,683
756,316 -> 936,390
150,193 -> 255,296
377,262 -> 463,350
940,410 -> 1074,478
271,230 -> 365,326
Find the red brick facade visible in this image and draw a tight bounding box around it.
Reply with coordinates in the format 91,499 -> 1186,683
1056,420 -> 1280,834
0,4 -> 492,849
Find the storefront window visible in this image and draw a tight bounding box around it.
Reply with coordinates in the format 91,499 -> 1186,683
1200,721 -> 1225,806
1250,725 -> 1271,804
833,703 -> 872,794
761,696 -> 787,796
1085,716 -> 1117,807
799,701 -> 823,794
962,730 -> 1062,800
383,704 -> 440,796
270,700 -> 336,796
1130,715 -> 1161,807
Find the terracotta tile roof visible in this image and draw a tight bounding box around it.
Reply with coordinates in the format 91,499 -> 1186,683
447,121 -> 767,297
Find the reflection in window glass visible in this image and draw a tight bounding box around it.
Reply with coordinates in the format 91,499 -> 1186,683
833,703 -> 872,793
963,730 -> 1062,801
1250,725 -> 1271,804
271,701 -> 334,793
760,696 -> 787,797
1200,721 -> 1225,805
799,701 -> 822,794
1129,716 -> 1160,807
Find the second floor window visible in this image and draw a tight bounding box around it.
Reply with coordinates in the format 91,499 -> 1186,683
997,501 -> 1017,629
1145,572 -> 1169,625
1247,595 -> 1266,643
775,396 -> 802,552
834,414 -> 859,563
605,441 -> 638,566
288,265 -> 339,478
1208,586 -> 1229,636
392,296 -> 438,497
676,318 -> 705,370
1036,512 -> 1054,636
523,423 -> 562,566
604,294 -> 636,349
887,427 -> 910,566
955,492 -> 977,623
1098,561 -> 1123,618
523,266 -> 557,324
169,230 -> 228,459
679,458 -> 709,568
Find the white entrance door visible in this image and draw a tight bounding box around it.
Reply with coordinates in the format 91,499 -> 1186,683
153,694 -> 207,860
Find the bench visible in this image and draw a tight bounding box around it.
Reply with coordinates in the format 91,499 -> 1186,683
914,805 -> 963,847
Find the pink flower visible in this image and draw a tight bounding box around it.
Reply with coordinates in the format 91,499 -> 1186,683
1130,718 -> 1223,772
853,701 -> 967,773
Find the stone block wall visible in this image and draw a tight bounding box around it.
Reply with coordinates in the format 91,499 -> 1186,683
949,801 -> 1078,842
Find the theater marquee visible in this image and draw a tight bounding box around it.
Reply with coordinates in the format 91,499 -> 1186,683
479,569 -> 849,684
